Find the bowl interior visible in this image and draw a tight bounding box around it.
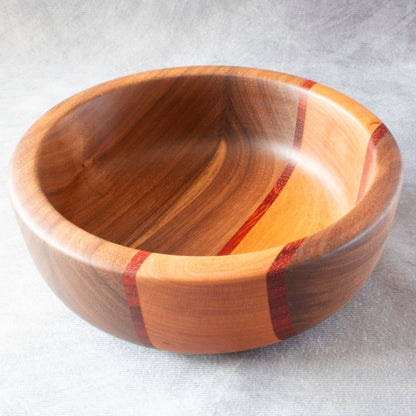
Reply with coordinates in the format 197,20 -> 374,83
36,72 -> 371,256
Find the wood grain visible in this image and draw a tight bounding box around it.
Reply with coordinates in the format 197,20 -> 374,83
218,80 -> 316,255
9,66 -> 402,353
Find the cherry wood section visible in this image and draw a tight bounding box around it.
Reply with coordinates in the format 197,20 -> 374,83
122,250 -> 152,347
267,238 -> 306,340
9,66 -> 402,353
356,123 -> 389,202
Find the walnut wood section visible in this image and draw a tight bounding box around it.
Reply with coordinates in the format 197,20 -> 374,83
285,128 -> 401,334
9,66 -> 402,353
33,68 -> 307,256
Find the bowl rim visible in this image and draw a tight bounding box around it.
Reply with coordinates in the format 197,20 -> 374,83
8,65 -> 403,282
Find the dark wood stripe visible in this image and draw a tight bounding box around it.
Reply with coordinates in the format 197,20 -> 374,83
217,80 -> 316,255
356,123 -> 389,202
267,238 -> 305,339
122,250 -> 153,347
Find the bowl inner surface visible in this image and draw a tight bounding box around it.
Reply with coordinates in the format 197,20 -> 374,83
36,73 -> 371,256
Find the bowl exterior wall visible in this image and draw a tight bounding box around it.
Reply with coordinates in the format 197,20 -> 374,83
14,213 -> 139,344
12,193 -> 399,354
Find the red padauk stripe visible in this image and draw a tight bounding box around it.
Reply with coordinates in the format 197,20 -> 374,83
217,79 -> 316,255
356,123 -> 388,202
123,250 -> 153,347
267,238 -> 305,340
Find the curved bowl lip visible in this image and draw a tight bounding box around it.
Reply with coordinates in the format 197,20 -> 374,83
8,65 -> 403,282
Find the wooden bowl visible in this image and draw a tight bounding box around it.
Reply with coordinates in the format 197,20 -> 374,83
9,66 -> 402,353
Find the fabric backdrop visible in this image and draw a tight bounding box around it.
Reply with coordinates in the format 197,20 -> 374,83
1,1 -> 415,415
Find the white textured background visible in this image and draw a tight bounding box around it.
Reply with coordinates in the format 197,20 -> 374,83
1,1 -> 415,415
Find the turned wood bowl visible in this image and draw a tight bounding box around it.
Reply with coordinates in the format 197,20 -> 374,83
9,66 -> 402,353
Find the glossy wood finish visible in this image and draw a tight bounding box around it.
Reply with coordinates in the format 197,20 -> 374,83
9,66 -> 402,353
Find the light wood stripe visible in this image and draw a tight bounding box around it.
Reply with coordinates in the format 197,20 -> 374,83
134,250 -> 279,353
